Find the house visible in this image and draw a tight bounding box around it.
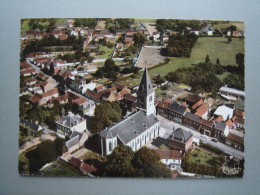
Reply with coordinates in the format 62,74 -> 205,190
219,86 -> 245,100
225,133 -> 244,151
56,112 -> 87,137
214,121 -> 229,139
120,93 -> 137,112
185,94 -> 203,110
194,103 -> 208,119
153,32 -> 160,42
69,157 -> 98,177
20,69 -> 36,77
100,68 -> 159,156
30,88 -> 59,105
168,101 -> 186,124
155,149 -> 182,170
214,105 -> 233,121
72,97 -> 95,116
168,128 -> 193,152
65,131 -> 83,153
86,89 -> 102,102
20,118 -> 43,137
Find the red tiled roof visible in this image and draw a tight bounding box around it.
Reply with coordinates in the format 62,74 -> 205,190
186,94 -> 202,104
42,88 -> 58,97
72,97 -> 87,106
25,79 -> 37,84
123,93 -> 136,102
114,83 -> 125,91
215,115 -> 223,122
194,103 -> 208,117
68,91 -> 80,100
192,99 -> 203,110
20,69 -> 36,75
80,161 -> 97,174
155,150 -> 182,160
30,93 -> 43,104
226,133 -> 244,146
96,85 -> 105,92
49,93 -> 69,104
164,98 -> 172,104
234,109 -> 244,118
86,89 -> 102,99
20,62 -> 33,70
157,101 -> 170,109
199,118 -> 213,128
70,157 -> 81,169
34,58 -> 51,63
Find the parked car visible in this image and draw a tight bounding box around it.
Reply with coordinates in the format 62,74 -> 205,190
201,135 -> 208,139
211,138 -> 218,142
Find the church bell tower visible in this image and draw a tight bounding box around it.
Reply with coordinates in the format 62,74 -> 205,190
136,67 -> 156,116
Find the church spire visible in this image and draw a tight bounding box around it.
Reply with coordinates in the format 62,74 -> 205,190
137,67 -> 154,96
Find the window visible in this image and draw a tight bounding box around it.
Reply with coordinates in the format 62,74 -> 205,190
137,138 -> 139,144
109,141 -> 112,152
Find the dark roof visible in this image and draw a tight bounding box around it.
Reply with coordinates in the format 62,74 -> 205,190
171,128 -> 193,143
168,101 -> 186,115
20,118 -> 42,132
100,110 -> 159,144
184,112 -> 201,122
215,121 -> 227,131
56,113 -> 84,128
66,135 -> 80,149
136,68 -> 154,96
234,98 -> 245,111
151,137 -> 168,147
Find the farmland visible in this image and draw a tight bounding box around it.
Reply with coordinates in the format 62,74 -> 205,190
149,36 -> 244,76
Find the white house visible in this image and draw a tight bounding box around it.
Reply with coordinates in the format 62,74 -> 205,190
56,112 -> 87,137
219,86 -> 245,100
100,68 -> 159,156
155,150 -> 182,170
214,105 -> 234,121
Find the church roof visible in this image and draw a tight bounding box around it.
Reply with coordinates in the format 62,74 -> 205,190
100,110 -> 159,144
136,68 -> 154,96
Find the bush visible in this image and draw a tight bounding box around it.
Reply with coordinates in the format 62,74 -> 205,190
200,143 -> 224,155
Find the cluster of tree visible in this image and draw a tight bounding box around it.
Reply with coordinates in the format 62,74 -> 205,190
166,61 -> 223,93
154,74 -> 166,85
133,32 -> 147,45
73,18 -> 97,28
94,58 -> 120,80
60,50 -> 94,63
19,138 -> 66,174
120,66 -> 139,74
19,96 -> 77,127
105,145 -> 172,177
89,101 -> 122,134
106,18 -> 135,34
164,32 -> 199,57
156,19 -> 202,33
22,34 -> 85,57
222,53 -> 244,90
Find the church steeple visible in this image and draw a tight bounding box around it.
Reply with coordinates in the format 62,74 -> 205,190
136,67 -> 156,116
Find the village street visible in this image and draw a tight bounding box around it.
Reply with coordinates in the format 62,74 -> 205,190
157,115 -> 244,160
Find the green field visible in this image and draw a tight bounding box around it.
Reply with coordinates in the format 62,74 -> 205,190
135,18 -> 157,23
97,46 -> 114,59
213,21 -> 244,31
149,37 -> 244,76
189,148 -> 221,168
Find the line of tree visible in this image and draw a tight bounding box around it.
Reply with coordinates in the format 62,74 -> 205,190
162,32 -> 199,57
105,145 -> 172,177
73,18 -> 97,28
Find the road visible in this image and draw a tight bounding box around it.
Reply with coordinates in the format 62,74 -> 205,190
157,115 -> 244,160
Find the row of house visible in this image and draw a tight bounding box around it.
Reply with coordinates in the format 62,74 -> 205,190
156,94 -> 244,149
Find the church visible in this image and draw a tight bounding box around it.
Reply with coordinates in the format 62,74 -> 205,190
100,68 -> 160,156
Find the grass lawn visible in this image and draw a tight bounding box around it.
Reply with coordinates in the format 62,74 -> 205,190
213,21 -> 244,31
189,148 -> 221,168
149,36 -> 244,76
55,18 -> 67,26
97,46 -> 114,59
43,160 -> 84,177
119,70 -> 143,87
21,19 -> 50,35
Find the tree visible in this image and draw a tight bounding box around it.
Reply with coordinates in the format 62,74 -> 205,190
236,53 -> 244,74
105,145 -> 136,177
154,74 -> 166,85
133,33 -> 147,45
216,58 -> 220,65
132,147 -> 171,177
54,137 -> 66,155
205,54 -> 210,63
90,101 -> 122,133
